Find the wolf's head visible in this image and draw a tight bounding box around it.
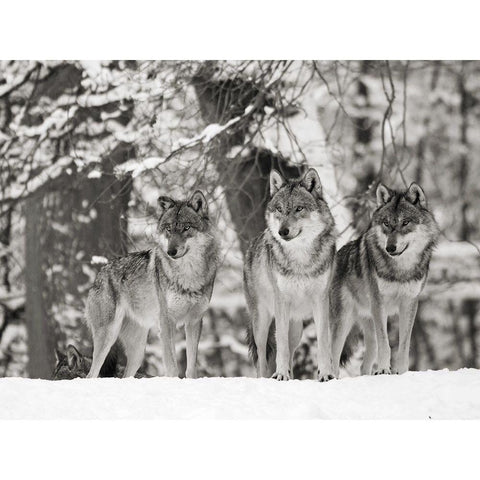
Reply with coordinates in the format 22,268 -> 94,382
157,190 -> 211,259
266,168 -> 334,243
372,182 -> 439,258
53,345 -> 91,380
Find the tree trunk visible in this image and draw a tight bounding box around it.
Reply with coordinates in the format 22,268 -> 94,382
348,60 -> 376,233
24,150 -> 132,378
25,194 -> 55,378
192,63 -> 302,255
458,68 -> 471,242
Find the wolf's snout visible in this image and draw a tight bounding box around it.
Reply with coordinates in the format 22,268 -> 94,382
279,228 -> 290,238
167,247 -> 178,257
386,244 -> 396,254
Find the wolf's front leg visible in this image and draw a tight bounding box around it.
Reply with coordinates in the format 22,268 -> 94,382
185,319 -> 202,379
272,300 -> 291,381
313,293 -> 335,382
395,297 -> 418,374
372,300 -> 391,375
159,313 -> 179,377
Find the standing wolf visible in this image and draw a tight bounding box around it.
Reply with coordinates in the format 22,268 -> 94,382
86,190 -> 219,379
330,182 -> 439,377
244,168 -> 336,381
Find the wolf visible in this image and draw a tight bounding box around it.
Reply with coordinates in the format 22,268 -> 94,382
330,182 -> 439,377
244,168 -> 337,381
86,190 -> 219,379
53,344 -> 118,380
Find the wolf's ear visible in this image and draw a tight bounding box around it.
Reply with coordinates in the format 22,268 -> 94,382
157,196 -> 175,213
188,190 -> 208,215
270,169 -> 286,196
301,168 -> 323,197
406,182 -> 427,208
376,183 -> 393,207
55,349 -> 66,363
66,345 -> 83,370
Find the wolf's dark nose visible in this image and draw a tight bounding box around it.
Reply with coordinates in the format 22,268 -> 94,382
279,228 -> 290,238
167,248 -> 178,257
386,244 -> 396,254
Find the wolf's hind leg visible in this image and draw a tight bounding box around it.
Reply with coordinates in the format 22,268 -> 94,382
314,292 -> 335,382
359,316 -> 377,375
88,304 -> 124,379
288,320 -> 303,378
396,298 -> 418,374
253,305 -> 273,378
330,301 -> 354,378
185,319 -> 203,379
159,314 -> 179,377
120,321 -> 149,378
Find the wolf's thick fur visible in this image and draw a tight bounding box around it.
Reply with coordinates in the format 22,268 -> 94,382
53,344 -> 118,380
330,182 -> 439,376
244,168 -> 336,381
86,191 -> 219,379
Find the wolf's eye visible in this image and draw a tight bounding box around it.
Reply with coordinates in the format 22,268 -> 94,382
165,225 -> 171,233
184,225 -> 190,231
402,220 -> 410,226
296,206 -> 304,212
383,221 -> 390,228
276,206 -> 282,213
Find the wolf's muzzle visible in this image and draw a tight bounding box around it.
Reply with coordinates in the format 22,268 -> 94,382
167,246 -> 189,259
278,227 -> 301,241
386,243 -> 408,257
386,244 -> 396,254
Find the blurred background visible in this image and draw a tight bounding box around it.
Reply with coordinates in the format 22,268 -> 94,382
0,60 -> 479,379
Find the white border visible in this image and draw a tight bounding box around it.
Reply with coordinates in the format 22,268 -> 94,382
0,420 -> 478,479
1,0 -> 479,59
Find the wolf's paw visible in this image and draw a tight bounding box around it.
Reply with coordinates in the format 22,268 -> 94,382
373,367 -> 391,375
318,373 -> 335,382
272,370 -> 291,381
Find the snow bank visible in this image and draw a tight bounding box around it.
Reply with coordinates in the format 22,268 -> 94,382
0,369 -> 479,420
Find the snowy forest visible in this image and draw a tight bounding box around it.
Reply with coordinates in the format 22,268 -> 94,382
0,60 -> 479,380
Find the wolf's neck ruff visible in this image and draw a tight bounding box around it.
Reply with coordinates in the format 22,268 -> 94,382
266,225 -> 336,277
154,232 -> 218,295
365,231 -> 436,283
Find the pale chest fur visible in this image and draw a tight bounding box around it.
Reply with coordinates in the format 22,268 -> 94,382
375,275 -> 424,314
165,288 -> 209,324
166,255 -> 209,292
272,269 -> 331,321
155,234 -> 218,293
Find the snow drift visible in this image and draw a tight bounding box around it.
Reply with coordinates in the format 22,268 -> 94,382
0,369 -> 478,420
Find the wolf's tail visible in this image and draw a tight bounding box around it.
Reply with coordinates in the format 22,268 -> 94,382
339,323 -> 362,366
246,320 -> 276,366
98,343 -> 120,377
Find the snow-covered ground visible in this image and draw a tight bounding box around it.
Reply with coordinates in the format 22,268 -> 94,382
0,369 -> 479,419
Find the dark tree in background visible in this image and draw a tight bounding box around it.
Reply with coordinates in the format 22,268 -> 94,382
25,160 -> 132,378
192,61 -> 303,255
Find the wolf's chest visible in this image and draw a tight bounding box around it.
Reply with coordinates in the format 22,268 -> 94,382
274,271 -> 330,319
275,274 -> 327,295
165,288 -> 208,322
376,276 -> 424,306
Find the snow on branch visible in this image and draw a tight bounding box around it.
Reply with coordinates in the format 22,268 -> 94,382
0,61 -> 39,99
115,105 -> 253,178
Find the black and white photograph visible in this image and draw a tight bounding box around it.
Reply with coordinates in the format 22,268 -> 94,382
0,2 -> 478,478
1,58 -> 479,419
